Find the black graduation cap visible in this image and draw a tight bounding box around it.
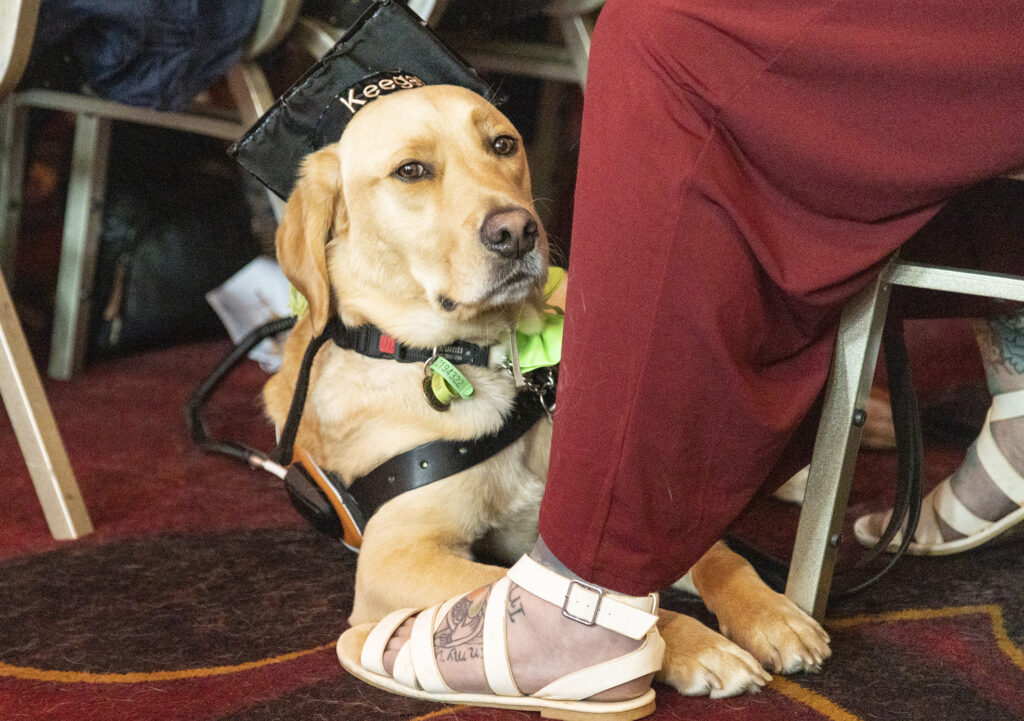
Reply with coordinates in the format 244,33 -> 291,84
228,0 -> 496,200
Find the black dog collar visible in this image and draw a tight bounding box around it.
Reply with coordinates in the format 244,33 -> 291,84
331,321 -> 491,367
274,315 -> 494,466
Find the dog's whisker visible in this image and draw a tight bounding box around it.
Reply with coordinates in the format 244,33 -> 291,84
545,240 -> 568,268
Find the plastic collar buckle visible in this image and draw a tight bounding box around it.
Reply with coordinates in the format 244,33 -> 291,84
562,579 -> 604,626
353,326 -> 372,354
392,341 -> 416,362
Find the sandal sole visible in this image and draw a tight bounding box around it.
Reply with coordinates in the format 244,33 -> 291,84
337,624 -> 657,720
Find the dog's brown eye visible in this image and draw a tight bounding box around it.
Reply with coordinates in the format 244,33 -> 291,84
394,162 -> 429,181
492,135 -> 518,156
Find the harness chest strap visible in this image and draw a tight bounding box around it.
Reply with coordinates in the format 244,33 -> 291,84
346,391 -> 549,516
284,390 -> 550,550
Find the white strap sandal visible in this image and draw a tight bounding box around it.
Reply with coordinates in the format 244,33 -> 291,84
854,387 -> 1024,555
337,555 -> 665,720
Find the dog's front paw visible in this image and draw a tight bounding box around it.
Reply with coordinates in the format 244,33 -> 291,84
657,610 -> 772,698
717,590 -> 831,674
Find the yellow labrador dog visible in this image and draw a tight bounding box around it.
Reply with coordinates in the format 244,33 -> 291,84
264,84 -> 829,701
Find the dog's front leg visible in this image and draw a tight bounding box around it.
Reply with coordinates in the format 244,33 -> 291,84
688,541 -> 831,673
348,491 -> 508,625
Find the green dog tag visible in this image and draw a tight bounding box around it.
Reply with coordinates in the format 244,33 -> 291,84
430,357 -> 474,398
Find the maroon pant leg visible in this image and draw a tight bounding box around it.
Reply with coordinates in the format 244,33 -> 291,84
538,0 -> 1024,594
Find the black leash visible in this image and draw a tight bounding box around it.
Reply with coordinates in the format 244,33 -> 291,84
831,315 -> 922,596
186,316 -> 296,477
272,317 -> 340,466
186,313 -> 509,472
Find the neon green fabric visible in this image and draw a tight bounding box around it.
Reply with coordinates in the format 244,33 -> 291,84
515,312 -> 563,373
288,286 -> 308,318
515,266 -> 565,373
543,266 -> 566,302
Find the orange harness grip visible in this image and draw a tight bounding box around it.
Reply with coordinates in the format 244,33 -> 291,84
287,446 -> 365,551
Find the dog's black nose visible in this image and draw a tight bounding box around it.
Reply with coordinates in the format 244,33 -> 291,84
480,207 -> 538,259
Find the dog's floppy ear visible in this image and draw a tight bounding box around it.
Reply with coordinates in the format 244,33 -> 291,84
276,146 -> 347,334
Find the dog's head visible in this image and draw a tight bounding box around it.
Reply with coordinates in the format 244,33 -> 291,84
276,85 -> 550,345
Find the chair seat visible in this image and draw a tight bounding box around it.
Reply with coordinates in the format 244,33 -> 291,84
895,178 -> 1024,319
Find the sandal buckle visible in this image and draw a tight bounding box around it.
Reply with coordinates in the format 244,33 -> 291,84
562,580 -> 604,626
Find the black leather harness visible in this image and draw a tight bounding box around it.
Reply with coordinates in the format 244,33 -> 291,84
275,315 -> 553,550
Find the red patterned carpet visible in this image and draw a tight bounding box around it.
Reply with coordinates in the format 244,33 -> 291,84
2,319 -> 1024,721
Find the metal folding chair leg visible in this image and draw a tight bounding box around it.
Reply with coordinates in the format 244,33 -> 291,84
48,113 -> 111,379
0,270 -> 92,539
785,253 -> 1024,622
785,268 -> 893,621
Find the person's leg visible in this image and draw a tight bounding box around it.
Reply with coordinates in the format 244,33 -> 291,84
856,310 -> 1024,553
540,0 -> 1024,593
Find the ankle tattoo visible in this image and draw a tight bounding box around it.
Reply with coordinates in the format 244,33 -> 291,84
434,587 -> 488,664
976,313 -> 1024,393
507,584 -> 526,624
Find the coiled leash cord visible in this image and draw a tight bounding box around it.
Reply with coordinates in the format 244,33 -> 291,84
831,315 -> 922,596
186,316 -> 297,478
